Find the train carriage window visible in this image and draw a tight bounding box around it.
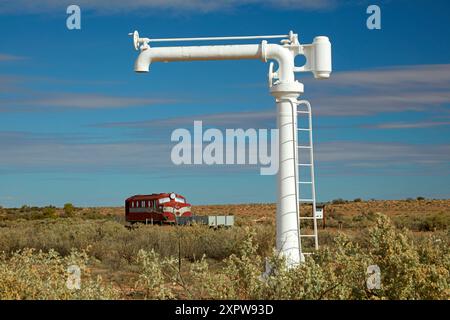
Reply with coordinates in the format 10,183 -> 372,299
141,200 -> 146,207
175,197 -> 185,203
159,197 -> 170,204
136,201 -> 139,208
131,201 -> 134,208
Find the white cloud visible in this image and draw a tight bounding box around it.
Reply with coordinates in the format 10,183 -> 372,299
0,0 -> 340,14
0,93 -> 178,111
304,64 -> 450,116
93,63 -> 450,125
1,130 -> 448,177
0,53 -> 26,61
25,94 -> 175,109
365,121 -> 450,129
0,131 -> 172,173
315,141 -> 450,165
97,109 -> 275,129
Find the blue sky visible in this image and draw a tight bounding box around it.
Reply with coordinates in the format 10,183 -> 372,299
0,0 -> 449,207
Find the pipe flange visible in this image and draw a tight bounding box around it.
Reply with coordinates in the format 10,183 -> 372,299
270,81 -> 304,96
261,40 -> 267,62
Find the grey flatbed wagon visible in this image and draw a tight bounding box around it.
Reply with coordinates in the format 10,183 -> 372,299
175,215 -> 234,227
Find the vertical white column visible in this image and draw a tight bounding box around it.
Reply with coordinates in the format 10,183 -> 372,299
271,82 -> 304,267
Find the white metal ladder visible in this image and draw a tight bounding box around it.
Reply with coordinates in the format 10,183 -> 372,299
295,100 -> 319,253
279,98 -> 320,259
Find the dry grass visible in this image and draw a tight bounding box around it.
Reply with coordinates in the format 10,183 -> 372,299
0,199 -> 448,299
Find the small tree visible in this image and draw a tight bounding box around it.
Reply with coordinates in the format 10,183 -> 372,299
63,203 -> 76,217
332,198 -> 347,205
42,206 -> 58,219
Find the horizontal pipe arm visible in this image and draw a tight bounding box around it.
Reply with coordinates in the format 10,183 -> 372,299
150,44 -> 262,62
135,43 -> 295,82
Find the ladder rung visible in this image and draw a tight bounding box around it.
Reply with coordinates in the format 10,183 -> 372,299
297,128 -> 311,131
298,146 -> 312,149
298,111 -> 310,114
299,198 -> 314,202
299,181 -> 312,184
298,163 -> 312,166
299,217 -> 315,220
303,252 -> 314,255
300,235 -> 317,238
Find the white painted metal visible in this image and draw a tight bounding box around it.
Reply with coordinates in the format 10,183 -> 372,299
129,30 -> 290,49
294,36 -> 332,79
271,95 -> 304,265
130,30 -> 332,267
315,208 -> 323,219
296,100 -> 319,251
146,34 -> 289,43
207,215 -> 234,227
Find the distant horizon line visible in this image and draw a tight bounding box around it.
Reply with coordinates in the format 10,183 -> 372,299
2,197 -> 449,209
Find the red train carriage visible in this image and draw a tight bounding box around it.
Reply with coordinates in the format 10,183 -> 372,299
125,192 -> 192,224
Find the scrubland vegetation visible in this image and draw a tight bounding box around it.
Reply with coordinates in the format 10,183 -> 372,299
0,200 -> 448,300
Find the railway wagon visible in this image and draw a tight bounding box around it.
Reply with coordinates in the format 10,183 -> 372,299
125,192 -> 192,224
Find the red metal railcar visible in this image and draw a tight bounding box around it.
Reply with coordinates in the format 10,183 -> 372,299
125,192 -> 192,224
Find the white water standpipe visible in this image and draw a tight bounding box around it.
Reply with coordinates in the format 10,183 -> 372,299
130,30 -> 332,267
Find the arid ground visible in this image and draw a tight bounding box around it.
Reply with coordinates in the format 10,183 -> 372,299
0,199 -> 448,299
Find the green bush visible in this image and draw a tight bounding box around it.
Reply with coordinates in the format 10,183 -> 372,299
0,219 -> 274,270
0,213 -> 448,300
332,198 -> 347,205
394,212 -> 450,232
63,203 -> 76,217
135,249 -> 178,299
132,214 -> 449,300
0,248 -> 119,299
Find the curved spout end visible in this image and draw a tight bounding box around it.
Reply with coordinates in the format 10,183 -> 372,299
313,71 -> 330,79
134,53 -> 151,73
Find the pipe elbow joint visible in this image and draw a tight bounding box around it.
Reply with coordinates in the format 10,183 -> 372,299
265,44 -> 295,83
134,51 -> 151,73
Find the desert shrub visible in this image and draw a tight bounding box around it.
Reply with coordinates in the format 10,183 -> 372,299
0,206 -> 59,221
332,198 -> 347,205
63,203 -> 76,217
224,228 -> 264,299
418,213 -> 449,231
188,256 -> 235,299
134,249 -> 178,299
0,248 -> 119,299
350,211 -> 378,229
417,196 -> 425,201
0,213 -> 448,300
366,214 -> 449,299
82,209 -> 107,220
353,198 -> 363,202
394,212 -> 450,232
0,218 -> 274,271
161,214 -> 449,300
